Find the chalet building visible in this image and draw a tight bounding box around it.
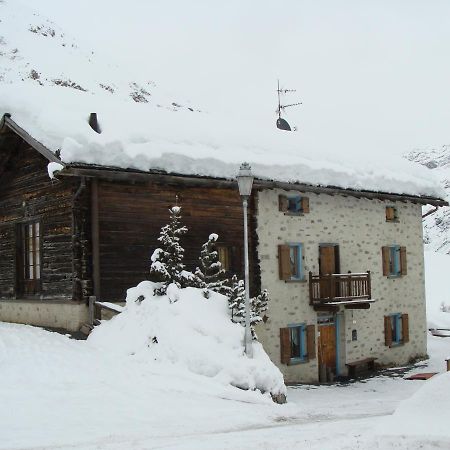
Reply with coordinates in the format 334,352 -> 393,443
0,113 -> 447,383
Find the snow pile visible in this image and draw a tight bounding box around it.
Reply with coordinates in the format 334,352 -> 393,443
425,251 -> 450,329
379,371 -> 450,439
88,281 -> 286,398
0,1 -> 444,198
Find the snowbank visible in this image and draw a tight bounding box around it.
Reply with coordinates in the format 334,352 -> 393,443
379,371 -> 450,439
88,281 -> 286,398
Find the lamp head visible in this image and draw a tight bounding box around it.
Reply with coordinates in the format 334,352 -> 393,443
237,162 -> 254,197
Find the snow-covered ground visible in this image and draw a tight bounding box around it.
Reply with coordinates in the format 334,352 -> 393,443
1,252 -> 450,449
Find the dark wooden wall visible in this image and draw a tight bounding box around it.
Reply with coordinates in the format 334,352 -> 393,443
0,129 -> 261,305
95,179 -> 259,301
0,133 -> 76,300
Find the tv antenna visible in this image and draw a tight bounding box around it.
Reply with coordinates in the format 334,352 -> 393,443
276,80 -> 302,131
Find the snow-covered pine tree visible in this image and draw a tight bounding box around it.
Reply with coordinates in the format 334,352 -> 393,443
250,289 -> 270,340
227,275 -> 245,324
150,205 -> 189,294
194,233 -> 229,298
227,277 -> 270,341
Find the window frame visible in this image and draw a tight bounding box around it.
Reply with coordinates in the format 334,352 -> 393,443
389,313 -> 403,345
17,220 -> 42,296
388,245 -> 401,278
288,323 -> 308,363
289,243 -> 304,281
287,195 -> 303,214
216,245 -> 230,272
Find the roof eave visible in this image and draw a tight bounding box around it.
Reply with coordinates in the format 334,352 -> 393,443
60,164 -> 448,207
1,114 -> 64,165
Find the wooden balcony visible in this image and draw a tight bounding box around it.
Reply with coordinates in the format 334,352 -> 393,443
309,271 -> 372,309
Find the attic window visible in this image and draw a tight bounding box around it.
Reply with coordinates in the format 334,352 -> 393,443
386,206 -> 398,222
279,194 -> 310,214
88,113 -> 101,134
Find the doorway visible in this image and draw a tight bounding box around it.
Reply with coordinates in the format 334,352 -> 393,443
319,244 -> 340,275
318,315 -> 336,382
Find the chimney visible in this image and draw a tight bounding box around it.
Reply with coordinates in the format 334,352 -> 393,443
88,113 -> 101,134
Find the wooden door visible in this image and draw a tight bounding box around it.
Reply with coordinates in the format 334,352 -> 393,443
319,245 -> 338,275
319,245 -> 340,298
318,324 -> 336,381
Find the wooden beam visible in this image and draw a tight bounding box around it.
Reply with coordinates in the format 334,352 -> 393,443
344,303 -> 371,310
59,165 -> 448,207
91,179 -> 101,300
313,305 -> 339,313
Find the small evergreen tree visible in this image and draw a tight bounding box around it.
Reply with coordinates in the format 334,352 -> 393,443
227,277 -> 270,341
249,289 -> 270,340
194,233 -> 229,298
150,205 -> 189,294
227,275 -> 245,324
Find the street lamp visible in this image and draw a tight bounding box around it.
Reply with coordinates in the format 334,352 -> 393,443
237,162 -> 254,358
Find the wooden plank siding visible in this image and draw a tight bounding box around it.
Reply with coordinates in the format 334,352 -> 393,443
96,179 -> 259,302
1,130 -> 261,305
0,134 -> 78,300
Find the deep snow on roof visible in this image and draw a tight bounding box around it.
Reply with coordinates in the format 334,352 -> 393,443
0,0 -> 444,198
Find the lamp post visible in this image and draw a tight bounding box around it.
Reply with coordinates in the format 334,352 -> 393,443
237,162 -> 254,358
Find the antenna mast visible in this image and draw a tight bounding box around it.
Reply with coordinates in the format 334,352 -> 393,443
276,80 -> 302,131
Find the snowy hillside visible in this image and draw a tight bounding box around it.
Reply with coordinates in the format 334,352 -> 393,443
406,147 -> 450,252
0,0 -> 444,198
0,0 -> 194,110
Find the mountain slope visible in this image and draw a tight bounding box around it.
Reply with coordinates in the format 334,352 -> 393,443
406,147 -> 450,253
0,0 -> 194,110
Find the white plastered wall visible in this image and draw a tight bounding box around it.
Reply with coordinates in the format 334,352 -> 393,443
255,188 -> 427,383
0,300 -> 89,331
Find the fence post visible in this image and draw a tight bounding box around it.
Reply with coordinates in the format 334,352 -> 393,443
89,296 -> 96,327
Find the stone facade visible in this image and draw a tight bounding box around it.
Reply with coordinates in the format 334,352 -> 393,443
0,300 -> 88,331
255,188 -> 427,383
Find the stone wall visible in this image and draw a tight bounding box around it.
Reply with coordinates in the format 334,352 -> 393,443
255,188 -> 427,383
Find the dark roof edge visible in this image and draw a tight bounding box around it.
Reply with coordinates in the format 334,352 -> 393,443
60,164 -> 448,207
1,114 -> 64,165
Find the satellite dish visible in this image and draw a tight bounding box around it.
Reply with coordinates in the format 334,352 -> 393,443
276,118 -> 291,131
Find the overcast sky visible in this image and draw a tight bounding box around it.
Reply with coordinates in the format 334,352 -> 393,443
22,0 -> 450,158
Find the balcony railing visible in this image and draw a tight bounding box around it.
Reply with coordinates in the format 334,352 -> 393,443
309,271 -> 371,305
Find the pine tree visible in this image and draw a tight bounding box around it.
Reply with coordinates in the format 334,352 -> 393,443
249,289 -> 270,340
194,233 -> 229,298
150,205 -> 189,294
227,275 -> 245,324
227,277 -> 270,341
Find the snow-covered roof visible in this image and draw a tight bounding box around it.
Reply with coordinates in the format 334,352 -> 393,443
1,84 -> 445,201
0,0 -> 445,200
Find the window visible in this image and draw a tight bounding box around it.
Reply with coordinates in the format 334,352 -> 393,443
23,222 -> 41,281
384,313 -> 409,346
278,244 -> 304,281
386,206 -> 398,222
280,324 -> 316,365
290,324 -> 307,361
279,194 -> 310,214
17,221 -> 42,296
382,245 -> 407,277
216,246 -> 230,271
